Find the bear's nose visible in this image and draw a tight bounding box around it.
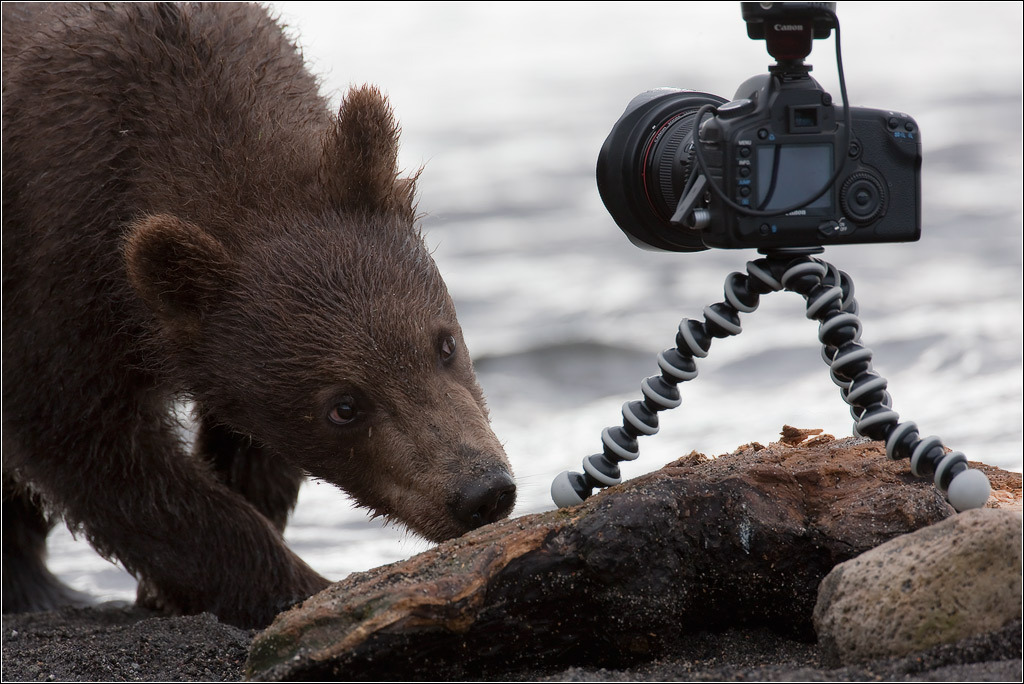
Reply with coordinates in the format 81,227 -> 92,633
450,470 -> 516,530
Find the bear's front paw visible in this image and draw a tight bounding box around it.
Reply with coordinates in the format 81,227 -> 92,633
135,577 -> 183,616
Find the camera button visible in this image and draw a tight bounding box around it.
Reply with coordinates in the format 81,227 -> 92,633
757,128 -> 770,140
739,146 -> 752,158
818,220 -> 847,237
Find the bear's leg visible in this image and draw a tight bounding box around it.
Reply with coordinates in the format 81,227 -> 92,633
195,416 -> 304,533
8,397 -> 328,628
139,416 -> 306,615
1,473 -> 94,613
137,417 -> 310,617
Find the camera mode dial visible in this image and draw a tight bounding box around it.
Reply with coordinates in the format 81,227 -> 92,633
840,171 -> 887,224
716,98 -> 756,120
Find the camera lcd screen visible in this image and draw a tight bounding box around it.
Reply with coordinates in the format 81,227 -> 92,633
756,144 -> 833,212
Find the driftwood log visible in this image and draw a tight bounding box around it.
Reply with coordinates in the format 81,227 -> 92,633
247,429 -> 979,681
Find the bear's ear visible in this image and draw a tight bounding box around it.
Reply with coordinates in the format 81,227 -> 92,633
320,84 -> 417,220
124,214 -> 237,335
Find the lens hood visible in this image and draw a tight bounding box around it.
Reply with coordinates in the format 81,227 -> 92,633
597,89 -> 726,252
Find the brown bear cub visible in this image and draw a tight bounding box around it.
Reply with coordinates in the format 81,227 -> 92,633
2,3 -> 515,628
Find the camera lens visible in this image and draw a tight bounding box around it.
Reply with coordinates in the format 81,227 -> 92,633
597,89 -> 726,252
646,111 -> 702,218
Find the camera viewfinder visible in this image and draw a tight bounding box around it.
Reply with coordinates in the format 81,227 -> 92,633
790,106 -> 821,132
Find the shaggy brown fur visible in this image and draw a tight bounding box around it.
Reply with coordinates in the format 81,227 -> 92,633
2,2 -> 515,629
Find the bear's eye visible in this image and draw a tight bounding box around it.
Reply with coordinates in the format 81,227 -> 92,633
439,334 -> 457,364
328,397 -> 358,426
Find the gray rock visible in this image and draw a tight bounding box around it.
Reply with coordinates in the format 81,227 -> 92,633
814,507 -> 1023,666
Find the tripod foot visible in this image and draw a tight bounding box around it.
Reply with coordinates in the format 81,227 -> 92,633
551,470 -> 588,508
946,468 -> 991,512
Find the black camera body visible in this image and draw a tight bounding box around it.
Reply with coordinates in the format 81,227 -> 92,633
597,2 -> 922,253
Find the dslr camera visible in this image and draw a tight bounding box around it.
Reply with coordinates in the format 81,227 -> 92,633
597,2 -> 922,252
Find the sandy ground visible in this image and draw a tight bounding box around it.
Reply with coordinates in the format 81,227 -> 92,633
5,463 -> 1020,681
1,604 -> 1020,682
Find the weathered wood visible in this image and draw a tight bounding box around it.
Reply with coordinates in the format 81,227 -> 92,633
247,431 -> 962,681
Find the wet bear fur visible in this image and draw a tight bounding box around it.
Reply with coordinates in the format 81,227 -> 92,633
2,2 -> 515,628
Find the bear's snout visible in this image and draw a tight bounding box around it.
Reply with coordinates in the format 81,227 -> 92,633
448,468 -> 516,531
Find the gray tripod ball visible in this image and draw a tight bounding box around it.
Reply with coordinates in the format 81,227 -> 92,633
945,468 -> 991,512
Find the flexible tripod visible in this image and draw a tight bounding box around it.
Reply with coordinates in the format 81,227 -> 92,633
551,249 -> 992,512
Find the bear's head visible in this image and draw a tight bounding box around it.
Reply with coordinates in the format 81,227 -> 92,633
124,86 -> 515,542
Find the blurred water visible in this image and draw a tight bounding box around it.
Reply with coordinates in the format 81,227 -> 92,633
46,2 -> 1023,603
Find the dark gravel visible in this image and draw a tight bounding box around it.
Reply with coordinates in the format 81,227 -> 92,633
2,605 -> 252,682
2,606 -> 1019,682
528,622 -> 1023,682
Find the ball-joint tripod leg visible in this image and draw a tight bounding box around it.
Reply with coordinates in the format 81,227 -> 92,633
551,251 -> 991,513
